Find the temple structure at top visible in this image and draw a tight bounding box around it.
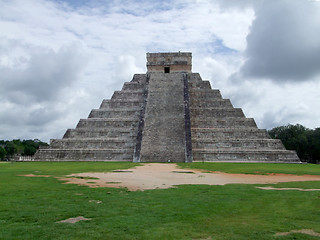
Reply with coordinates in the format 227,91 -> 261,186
146,52 -> 192,73
35,52 -> 300,163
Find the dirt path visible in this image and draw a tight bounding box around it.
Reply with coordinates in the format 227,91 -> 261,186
275,229 -> 320,237
58,163 -> 320,191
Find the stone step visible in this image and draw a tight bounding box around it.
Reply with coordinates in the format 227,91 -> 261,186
63,128 -> 137,138
100,99 -> 143,109
192,138 -> 284,150
131,74 -> 147,84
122,82 -> 145,91
191,127 -> 269,139
111,90 -> 145,100
34,148 -> 133,161
190,99 -> 233,108
192,149 -> 300,163
88,108 -> 141,118
189,89 -> 222,99
189,97 -> 232,105
76,118 -> 139,128
50,138 -> 135,149
189,80 -> 211,89
187,73 -> 202,82
190,108 -> 245,118
191,118 -> 257,128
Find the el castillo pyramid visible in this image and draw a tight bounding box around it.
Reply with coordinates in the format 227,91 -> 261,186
35,52 -> 300,163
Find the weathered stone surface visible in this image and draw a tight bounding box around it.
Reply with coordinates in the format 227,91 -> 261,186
100,99 -> 143,109
139,73 -> 186,162
88,108 -> 141,118
191,118 -> 257,128
35,52 -> 300,163
191,128 -> 270,139
193,149 -> 299,163
147,52 -> 192,73
50,138 -> 134,149
37,149 -> 133,161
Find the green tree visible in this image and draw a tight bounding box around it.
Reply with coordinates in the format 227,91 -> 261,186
23,145 -> 37,156
0,147 -> 7,160
0,139 -> 48,160
307,128 -> 320,163
5,142 -> 17,156
268,124 -> 320,163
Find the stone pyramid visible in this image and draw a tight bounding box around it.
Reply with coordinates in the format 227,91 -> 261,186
35,52 -> 300,163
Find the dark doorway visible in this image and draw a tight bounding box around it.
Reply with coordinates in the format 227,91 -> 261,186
164,67 -> 170,73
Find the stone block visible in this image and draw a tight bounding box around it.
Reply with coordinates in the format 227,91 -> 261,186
191,118 -> 257,128
189,89 -> 222,99
99,99 -> 143,109
88,109 -> 141,118
190,99 -> 233,108
190,108 -> 245,118
193,149 -> 300,163
191,128 -> 270,139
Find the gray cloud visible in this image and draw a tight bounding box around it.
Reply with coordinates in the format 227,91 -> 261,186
260,110 -> 298,130
0,37 -> 89,141
0,40 -> 87,104
241,0 -> 320,82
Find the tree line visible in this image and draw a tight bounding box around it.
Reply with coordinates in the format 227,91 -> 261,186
0,139 -> 48,161
268,124 -> 320,164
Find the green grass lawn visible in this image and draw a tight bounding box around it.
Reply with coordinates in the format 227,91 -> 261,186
0,162 -> 319,240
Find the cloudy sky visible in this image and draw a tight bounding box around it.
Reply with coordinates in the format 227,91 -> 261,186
1,0 -> 320,142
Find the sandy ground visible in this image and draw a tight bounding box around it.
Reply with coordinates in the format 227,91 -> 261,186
56,163 -> 320,191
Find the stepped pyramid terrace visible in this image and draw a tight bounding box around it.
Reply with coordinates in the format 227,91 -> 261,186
35,52 -> 300,163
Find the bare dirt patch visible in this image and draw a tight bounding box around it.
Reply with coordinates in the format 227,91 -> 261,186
257,186 -> 320,191
57,216 -> 91,224
275,229 -> 320,237
19,174 -> 51,177
58,163 -> 320,191
89,200 -> 102,204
